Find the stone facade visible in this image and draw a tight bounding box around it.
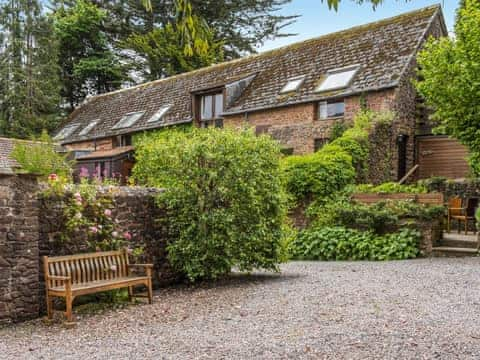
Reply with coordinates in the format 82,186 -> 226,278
0,174 -> 40,325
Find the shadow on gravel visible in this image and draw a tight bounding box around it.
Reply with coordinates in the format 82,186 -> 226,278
160,272 -> 305,293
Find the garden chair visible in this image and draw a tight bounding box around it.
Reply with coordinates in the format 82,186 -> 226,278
447,197 -> 478,235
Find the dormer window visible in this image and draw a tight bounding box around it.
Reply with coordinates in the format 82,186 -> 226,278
316,65 -> 360,93
199,92 -> 224,128
280,75 -> 305,94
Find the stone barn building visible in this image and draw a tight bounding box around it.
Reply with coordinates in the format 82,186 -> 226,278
54,5 -> 467,183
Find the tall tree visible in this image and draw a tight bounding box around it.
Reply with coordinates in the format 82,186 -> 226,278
53,0 -> 129,110
416,0 -> 480,175
0,0 -> 61,138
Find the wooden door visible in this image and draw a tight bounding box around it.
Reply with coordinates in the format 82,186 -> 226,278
417,136 -> 469,179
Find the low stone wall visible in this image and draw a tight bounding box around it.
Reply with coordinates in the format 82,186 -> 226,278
37,186 -> 180,312
0,174 -> 40,325
425,178 -> 480,200
0,177 -> 180,324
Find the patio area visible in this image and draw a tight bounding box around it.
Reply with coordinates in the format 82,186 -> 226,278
1,259 -> 480,359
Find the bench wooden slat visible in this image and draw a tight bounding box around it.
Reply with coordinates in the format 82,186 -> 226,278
43,248 -> 153,323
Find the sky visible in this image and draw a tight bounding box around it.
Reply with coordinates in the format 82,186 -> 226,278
258,0 -> 459,52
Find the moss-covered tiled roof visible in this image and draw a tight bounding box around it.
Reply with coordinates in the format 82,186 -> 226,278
59,5 -> 444,144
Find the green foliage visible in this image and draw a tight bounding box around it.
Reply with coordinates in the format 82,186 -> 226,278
282,110 -> 392,204
355,182 -> 427,194
53,0 -> 128,110
11,130 -> 72,178
281,150 -> 355,203
311,197 -> 445,234
290,226 -> 419,261
329,121 -> 350,141
0,0 -> 61,138
47,178 -> 135,253
416,0 -> 480,175
123,23 -> 224,81
133,128 -> 288,282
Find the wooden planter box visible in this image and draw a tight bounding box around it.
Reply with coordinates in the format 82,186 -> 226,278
352,192 -> 444,205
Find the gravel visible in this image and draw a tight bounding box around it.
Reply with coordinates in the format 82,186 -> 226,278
2,258 -> 480,359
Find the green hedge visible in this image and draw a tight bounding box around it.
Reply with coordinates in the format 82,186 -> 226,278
291,226 -> 420,261
132,128 -> 289,281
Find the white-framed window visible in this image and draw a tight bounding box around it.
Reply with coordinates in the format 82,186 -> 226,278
112,111 -> 145,130
148,105 -> 171,123
318,100 -> 345,120
54,123 -> 80,140
315,65 -> 360,93
200,93 -> 223,121
280,75 -> 305,94
79,119 -> 99,136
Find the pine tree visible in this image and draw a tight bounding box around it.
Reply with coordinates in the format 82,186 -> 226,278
0,0 -> 61,138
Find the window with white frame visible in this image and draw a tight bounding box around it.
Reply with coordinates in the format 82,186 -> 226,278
316,65 -> 360,93
112,111 -> 145,130
148,105 -> 171,123
79,119 -> 99,136
317,100 -> 345,120
280,75 -> 305,94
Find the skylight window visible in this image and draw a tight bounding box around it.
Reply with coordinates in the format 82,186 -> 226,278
280,75 -> 305,94
112,111 -> 145,130
54,124 -> 80,140
147,105 -> 172,123
315,65 -> 360,93
79,119 -> 99,136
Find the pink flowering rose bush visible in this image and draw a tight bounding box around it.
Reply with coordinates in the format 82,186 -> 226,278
62,181 -> 136,252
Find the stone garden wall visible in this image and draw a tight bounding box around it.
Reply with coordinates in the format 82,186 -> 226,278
0,176 -> 179,324
0,174 -> 40,325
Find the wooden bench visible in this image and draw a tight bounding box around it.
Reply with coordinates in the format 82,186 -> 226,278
43,249 -> 153,323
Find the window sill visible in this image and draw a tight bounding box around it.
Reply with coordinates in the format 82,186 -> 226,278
317,116 -> 344,121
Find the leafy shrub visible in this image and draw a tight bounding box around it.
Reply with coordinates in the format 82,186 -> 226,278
291,226 -> 419,261
355,182 -> 427,194
281,149 -> 355,203
309,197 -> 444,234
11,130 -> 72,178
133,128 -> 288,281
281,110 -> 393,205
329,121 -> 350,141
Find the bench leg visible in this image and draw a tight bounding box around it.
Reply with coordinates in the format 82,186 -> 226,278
147,280 -> 153,305
65,294 -> 74,323
46,295 -> 53,320
128,286 -> 134,302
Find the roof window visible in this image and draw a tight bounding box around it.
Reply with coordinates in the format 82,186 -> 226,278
280,75 -> 305,94
112,111 -> 145,130
54,124 -> 80,140
79,119 -> 100,136
315,65 -> 360,93
147,105 -> 171,123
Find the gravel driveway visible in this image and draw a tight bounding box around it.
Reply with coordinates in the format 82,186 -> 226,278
1,258 -> 480,359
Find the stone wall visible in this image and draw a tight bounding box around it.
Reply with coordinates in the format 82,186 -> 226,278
38,186 -> 179,311
0,174 -> 40,325
0,179 -> 179,324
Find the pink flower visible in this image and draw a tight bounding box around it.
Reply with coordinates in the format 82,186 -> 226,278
89,226 -> 98,234
48,174 -> 58,182
127,247 -> 133,255
104,209 -> 112,217
74,192 -> 82,200
123,231 -> 132,240
79,167 -> 89,178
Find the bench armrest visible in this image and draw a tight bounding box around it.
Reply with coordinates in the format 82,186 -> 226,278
127,264 -> 153,277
